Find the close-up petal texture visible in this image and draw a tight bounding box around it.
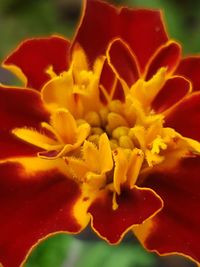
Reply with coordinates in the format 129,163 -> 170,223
3,36 -> 70,90
0,159 -> 83,267
0,0 -> 200,266
134,157 -> 200,263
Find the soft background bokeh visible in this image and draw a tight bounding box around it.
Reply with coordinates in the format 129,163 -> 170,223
0,0 -> 199,266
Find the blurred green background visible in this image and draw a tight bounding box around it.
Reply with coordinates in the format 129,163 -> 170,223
0,0 -> 199,266
0,0 -> 200,61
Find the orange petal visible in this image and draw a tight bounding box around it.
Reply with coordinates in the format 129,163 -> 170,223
0,158 -> 85,267
3,36 -> 70,90
88,186 -> 163,244
134,156 -> 200,265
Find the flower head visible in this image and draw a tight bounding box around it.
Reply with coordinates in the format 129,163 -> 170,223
1,1 -> 200,266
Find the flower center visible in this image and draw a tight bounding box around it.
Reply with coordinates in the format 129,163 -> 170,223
80,97 -> 167,167
12,47 -> 200,208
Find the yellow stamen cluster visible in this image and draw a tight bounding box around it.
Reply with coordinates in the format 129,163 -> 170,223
12,47 -> 200,210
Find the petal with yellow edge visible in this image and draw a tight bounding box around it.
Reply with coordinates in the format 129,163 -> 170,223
0,86 -> 49,131
134,156 -> 200,265
3,36 -> 70,90
175,56 -> 200,91
0,86 -> 50,159
88,186 -> 163,244
41,72 -> 82,116
165,92 -> 200,142
151,76 -> 191,113
145,41 -> 181,80
0,157 -> 88,267
74,0 -> 168,70
99,59 -> 116,104
1,0 -> 200,265
107,38 -> 140,87
0,133 -> 40,160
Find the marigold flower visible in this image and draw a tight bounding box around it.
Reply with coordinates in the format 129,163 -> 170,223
0,0 -> 200,266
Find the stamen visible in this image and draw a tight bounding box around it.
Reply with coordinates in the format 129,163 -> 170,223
84,111 -> 101,127
151,136 -> 167,154
13,44 -> 200,205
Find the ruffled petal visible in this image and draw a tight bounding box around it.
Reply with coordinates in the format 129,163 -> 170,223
74,0 -> 168,70
175,56 -> 200,91
145,41 -> 181,80
0,157 -> 85,267
151,76 -> 191,113
134,156 -> 200,265
3,36 -> 70,90
88,186 -> 163,244
164,92 -> 200,142
107,38 -> 140,87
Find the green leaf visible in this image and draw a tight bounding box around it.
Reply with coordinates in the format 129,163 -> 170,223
25,234 -> 72,267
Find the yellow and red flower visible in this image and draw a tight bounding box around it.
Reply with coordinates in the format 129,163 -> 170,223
1,0 -> 200,266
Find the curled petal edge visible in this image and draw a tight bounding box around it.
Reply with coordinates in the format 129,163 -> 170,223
106,37 -> 141,88
89,186 -> 164,245
134,224 -> 200,267
144,40 -> 182,79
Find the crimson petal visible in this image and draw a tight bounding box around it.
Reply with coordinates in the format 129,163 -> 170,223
99,59 -> 116,104
99,60 -> 125,103
135,156 -> 200,264
145,41 -> 181,80
0,133 -> 40,160
164,92 -> 200,142
3,36 -> 70,90
152,76 -> 191,113
175,57 -> 200,91
74,0 -> 168,71
88,186 -> 162,244
107,39 -> 140,87
0,86 -> 49,159
0,86 -> 49,130
0,159 -> 82,267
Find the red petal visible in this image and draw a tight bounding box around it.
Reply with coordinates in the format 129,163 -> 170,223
0,132 -> 40,160
152,76 -> 191,113
99,59 -> 116,104
88,186 -> 162,244
145,41 -> 181,80
113,80 -> 125,102
74,0 -> 168,71
164,92 -> 200,142
0,159 -> 82,267
0,86 -> 49,131
175,57 -> 200,91
99,60 -> 125,103
107,39 -> 140,87
135,156 -> 200,264
0,86 -> 49,159
3,36 -> 70,90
